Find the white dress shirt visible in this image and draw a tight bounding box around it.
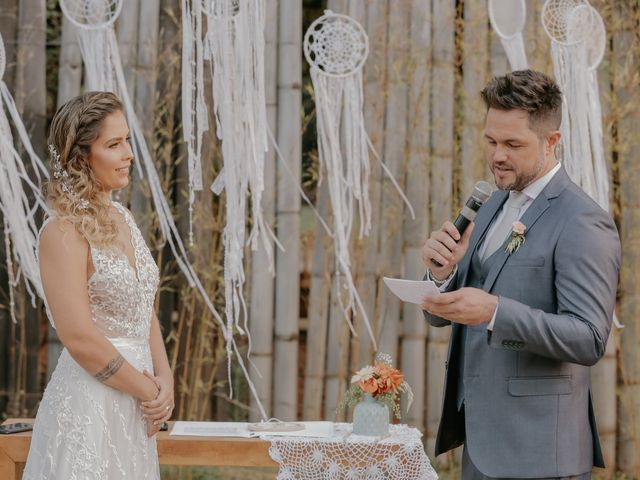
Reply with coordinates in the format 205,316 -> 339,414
429,162 -> 562,330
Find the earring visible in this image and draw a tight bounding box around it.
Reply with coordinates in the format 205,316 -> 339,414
49,144 -> 89,210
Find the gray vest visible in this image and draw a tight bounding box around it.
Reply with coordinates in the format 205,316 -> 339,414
456,246 -> 501,409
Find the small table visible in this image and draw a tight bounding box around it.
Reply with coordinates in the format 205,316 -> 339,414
0,419 -> 277,479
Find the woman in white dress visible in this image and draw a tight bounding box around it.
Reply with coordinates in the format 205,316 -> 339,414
23,91 -> 174,479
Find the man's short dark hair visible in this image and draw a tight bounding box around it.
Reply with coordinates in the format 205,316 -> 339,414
480,69 -> 562,136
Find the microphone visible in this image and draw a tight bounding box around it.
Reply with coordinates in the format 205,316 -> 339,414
431,181 -> 493,268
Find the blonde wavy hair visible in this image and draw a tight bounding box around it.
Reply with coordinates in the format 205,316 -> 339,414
46,91 -> 125,247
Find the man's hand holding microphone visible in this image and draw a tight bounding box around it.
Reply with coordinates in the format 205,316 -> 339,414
421,181 -> 499,325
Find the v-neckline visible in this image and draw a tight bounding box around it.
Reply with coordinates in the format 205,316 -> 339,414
111,202 -> 140,284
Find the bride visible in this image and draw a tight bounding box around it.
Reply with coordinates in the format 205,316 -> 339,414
23,91 -> 174,479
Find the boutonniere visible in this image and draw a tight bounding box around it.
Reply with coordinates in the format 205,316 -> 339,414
505,221 -> 526,254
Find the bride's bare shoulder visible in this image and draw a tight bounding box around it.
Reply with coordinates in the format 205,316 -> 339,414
39,218 -> 89,256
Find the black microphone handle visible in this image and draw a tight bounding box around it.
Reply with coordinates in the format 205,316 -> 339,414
430,213 -> 472,268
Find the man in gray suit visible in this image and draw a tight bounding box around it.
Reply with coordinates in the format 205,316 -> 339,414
421,70 -> 620,479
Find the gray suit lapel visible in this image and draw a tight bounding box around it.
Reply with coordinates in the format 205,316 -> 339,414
482,167 -> 571,292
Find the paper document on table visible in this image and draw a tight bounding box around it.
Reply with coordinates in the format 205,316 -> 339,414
170,421 -> 335,439
383,277 -> 440,304
170,421 -> 251,437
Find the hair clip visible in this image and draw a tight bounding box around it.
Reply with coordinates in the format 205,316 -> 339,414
49,144 -> 89,210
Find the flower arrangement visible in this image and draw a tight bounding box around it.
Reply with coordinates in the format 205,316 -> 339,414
505,221 -> 526,254
338,353 -> 413,420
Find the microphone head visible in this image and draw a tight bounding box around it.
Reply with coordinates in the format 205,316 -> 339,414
471,181 -> 493,204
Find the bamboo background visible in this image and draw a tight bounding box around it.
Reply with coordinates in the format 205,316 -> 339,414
0,0 -> 638,477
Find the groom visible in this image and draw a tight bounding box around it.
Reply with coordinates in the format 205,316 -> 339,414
421,70 -> 620,479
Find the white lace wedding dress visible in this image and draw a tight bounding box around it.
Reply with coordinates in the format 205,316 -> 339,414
23,202 -> 161,480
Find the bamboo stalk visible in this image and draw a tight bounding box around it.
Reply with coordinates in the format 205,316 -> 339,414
426,0 -> 456,463
352,1 -> 389,369
589,3 -> 618,472
614,3 -> 640,475
400,0 -> 431,431
374,0 -> 410,362
248,0 -> 279,422
14,0 -> 46,413
302,181 -> 332,420
273,0 -> 302,421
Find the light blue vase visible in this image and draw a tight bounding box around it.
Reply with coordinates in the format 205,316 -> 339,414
352,393 -> 389,436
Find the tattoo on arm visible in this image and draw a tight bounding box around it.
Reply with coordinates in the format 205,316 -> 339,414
94,354 -> 125,382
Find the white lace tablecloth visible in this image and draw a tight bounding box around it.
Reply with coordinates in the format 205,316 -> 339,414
266,423 -> 438,480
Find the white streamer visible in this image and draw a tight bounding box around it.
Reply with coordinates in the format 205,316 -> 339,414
0,34 -> 49,313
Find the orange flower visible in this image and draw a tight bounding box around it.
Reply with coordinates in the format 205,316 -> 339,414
358,377 -> 378,394
374,363 -> 404,394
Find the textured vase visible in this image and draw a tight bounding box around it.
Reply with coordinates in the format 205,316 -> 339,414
352,393 -> 389,436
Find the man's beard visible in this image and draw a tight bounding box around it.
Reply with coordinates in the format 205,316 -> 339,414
494,152 -> 545,191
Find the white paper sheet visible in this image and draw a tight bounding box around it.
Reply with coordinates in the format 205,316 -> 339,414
170,421 -> 335,439
383,277 -> 440,304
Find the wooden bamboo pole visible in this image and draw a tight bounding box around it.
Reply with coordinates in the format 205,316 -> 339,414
426,0 -> 455,462
129,0 -> 160,231
0,0 -> 19,416
614,2 -> 640,475
353,1 -> 389,370
459,0 -> 488,205
272,0 -> 302,421
115,0 -> 140,100
400,0 -> 431,430
56,15 -> 81,106
302,181 -> 332,420
374,0 -> 410,362
588,3 -> 618,473
14,0 -> 46,413
248,0 -> 279,422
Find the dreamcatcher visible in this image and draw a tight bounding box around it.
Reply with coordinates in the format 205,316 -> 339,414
61,0 -> 268,417
304,10 -> 415,348
489,0 -> 529,71
542,0 -> 597,197
0,33 -> 49,321
543,1 -> 620,328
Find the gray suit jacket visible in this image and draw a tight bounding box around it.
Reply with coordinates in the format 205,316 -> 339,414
424,168 -> 621,478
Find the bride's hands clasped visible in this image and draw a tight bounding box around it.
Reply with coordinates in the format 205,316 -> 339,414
142,370 -> 174,437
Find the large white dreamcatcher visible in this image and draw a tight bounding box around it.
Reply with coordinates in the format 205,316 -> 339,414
543,1 -> 621,328
489,0 -> 529,71
542,0 -> 600,199
304,10 -> 415,349
0,33 -> 49,320
60,0 -> 268,417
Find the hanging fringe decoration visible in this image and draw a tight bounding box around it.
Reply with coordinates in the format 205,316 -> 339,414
181,0 -> 208,245
0,33 -> 49,317
489,0 -> 529,71
542,0 -> 621,328
61,0 -> 269,418
543,0 -> 597,195
304,10 -> 415,350
202,0 -> 278,345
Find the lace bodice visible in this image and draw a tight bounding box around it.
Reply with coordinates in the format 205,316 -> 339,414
41,202 -> 159,338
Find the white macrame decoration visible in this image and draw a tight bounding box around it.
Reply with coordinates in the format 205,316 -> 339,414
543,1 -> 621,329
61,0 -> 269,418
181,0 -> 208,244
202,0 -> 277,351
0,33 -> 49,320
543,0 -> 598,197
304,10 -> 415,349
489,0 -> 529,71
